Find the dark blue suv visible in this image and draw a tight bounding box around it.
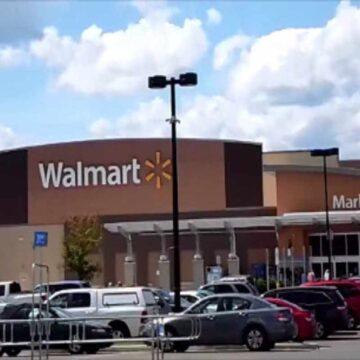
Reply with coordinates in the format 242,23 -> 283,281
263,286 -> 348,339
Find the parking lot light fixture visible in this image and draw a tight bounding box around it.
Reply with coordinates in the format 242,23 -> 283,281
310,147 -> 339,280
148,72 -> 198,313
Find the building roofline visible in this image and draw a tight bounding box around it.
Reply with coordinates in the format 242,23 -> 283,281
263,164 -> 360,177
0,137 -> 262,155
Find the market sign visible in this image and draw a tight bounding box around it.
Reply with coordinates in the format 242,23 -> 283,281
333,194 -> 360,210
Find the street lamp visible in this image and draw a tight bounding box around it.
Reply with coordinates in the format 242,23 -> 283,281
148,73 -> 198,312
310,147 -> 339,279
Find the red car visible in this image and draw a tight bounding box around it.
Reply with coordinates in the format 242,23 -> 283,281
302,280 -> 360,329
266,297 -> 316,341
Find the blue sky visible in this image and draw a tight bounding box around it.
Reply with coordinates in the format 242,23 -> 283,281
1,0 -> 360,157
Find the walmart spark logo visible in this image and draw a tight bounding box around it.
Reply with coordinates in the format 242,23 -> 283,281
145,152 -> 172,189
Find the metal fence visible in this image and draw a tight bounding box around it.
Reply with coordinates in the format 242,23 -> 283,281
0,313 -> 202,360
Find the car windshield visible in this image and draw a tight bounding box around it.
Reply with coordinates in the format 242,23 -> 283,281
197,290 -> 213,298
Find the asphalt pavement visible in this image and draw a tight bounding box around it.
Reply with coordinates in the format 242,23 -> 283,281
10,330 -> 360,359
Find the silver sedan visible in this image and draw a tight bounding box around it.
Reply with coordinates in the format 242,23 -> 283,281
140,294 -> 296,352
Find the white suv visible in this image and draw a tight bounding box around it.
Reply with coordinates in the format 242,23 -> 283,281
200,281 -> 259,296
48,287 -> 158,338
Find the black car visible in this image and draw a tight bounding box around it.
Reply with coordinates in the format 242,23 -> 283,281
0,303 -> 113,357
262,286 -> 348,339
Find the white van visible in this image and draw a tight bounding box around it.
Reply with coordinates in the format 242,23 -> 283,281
48,287 -> 158,338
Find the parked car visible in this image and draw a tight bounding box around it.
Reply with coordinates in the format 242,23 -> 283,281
265,297 -> 316,341
200,281 -> 259,296
150,288 -> 172,314
140,294 -> 295,352
48,287 -> 158,338
176,290 -> 213,305
34,281 -> 91,295
0,281 -> 92,309
302,280 -> 360,329
219,275 -> 254,284
262,286 -> 348,339
0,303 -> 113,357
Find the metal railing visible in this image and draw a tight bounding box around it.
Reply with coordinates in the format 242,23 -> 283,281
0,313 -> 202,360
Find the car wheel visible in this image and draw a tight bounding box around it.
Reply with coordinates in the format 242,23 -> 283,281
110,322 -> 130,339
244,326 -> 269,351
314,321 -> 327,339
4,348 -> 21,357
163,328 -> 189,353
68,335 -> 84,355
293,323 -> 299,340
347,313 -> 356,330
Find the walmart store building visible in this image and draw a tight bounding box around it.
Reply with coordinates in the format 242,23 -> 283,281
1,138 -> 360,289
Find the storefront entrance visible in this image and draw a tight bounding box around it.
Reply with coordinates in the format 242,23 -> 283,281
309,232 -> 360,278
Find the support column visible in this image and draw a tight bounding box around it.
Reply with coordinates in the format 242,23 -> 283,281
118,226 -> 137,286
189,222 -> 204,288
154,224 -> 171,290
225,221 -> 240,275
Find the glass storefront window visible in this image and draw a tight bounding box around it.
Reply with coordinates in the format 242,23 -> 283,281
322,235 -> 329,256
333,235 -> 346,256
349,263 -> 359,277
309,235 -> 321,256
336,262 -> 347,278
312,263 -> 322,278
347,235 -> 359,256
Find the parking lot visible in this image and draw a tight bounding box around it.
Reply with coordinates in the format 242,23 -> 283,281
10,330 -> 359,359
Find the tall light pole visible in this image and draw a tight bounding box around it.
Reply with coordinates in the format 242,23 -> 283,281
310,147 -> 339,279
148,73 -> 198,312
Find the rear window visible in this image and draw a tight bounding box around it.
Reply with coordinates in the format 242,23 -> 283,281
9,282 -> 21,294
103,292 -> 139,306
336,285 -> 357,298
215,284 -> 234,293
143,290 -> 156,305
325,289 -> 345,306
234,284 -> 250,293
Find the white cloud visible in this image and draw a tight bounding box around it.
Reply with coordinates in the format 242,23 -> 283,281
90,97 -> 169,138
213,34 -> 252,70
206,8 -> 222,25
132,0 -> 177,22
30,17 -> 208,96
0,124 -> 20,149
89,2 -> 360,158
0,47 -> 27,67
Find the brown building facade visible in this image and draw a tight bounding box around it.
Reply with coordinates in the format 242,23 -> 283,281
0,139 -> 274,289
264,150 -> 360,279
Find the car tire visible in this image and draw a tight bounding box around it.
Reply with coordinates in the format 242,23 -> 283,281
163,328 -> 189,353
314,321 -> 327,340
347,313 -> 357,330
110,322 -> 130,339
68,335 -> 84,355
244,326 -> 269,351
4,348 -> 21,357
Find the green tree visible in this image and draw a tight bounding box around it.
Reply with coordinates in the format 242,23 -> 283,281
63,215 -> 102,281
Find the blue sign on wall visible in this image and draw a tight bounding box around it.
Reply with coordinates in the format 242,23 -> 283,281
34,231 -> 48,248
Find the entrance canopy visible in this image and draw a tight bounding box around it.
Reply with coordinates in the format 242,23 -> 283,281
104,210 -> 360,235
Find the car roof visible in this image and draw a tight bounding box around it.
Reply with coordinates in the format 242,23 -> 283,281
36,281 -> 89,286
266,286 -> 338,292
50,286 -> 151,295
202,281 -> 250,286
303,280 -> 356,286
205,293 -> 257,300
